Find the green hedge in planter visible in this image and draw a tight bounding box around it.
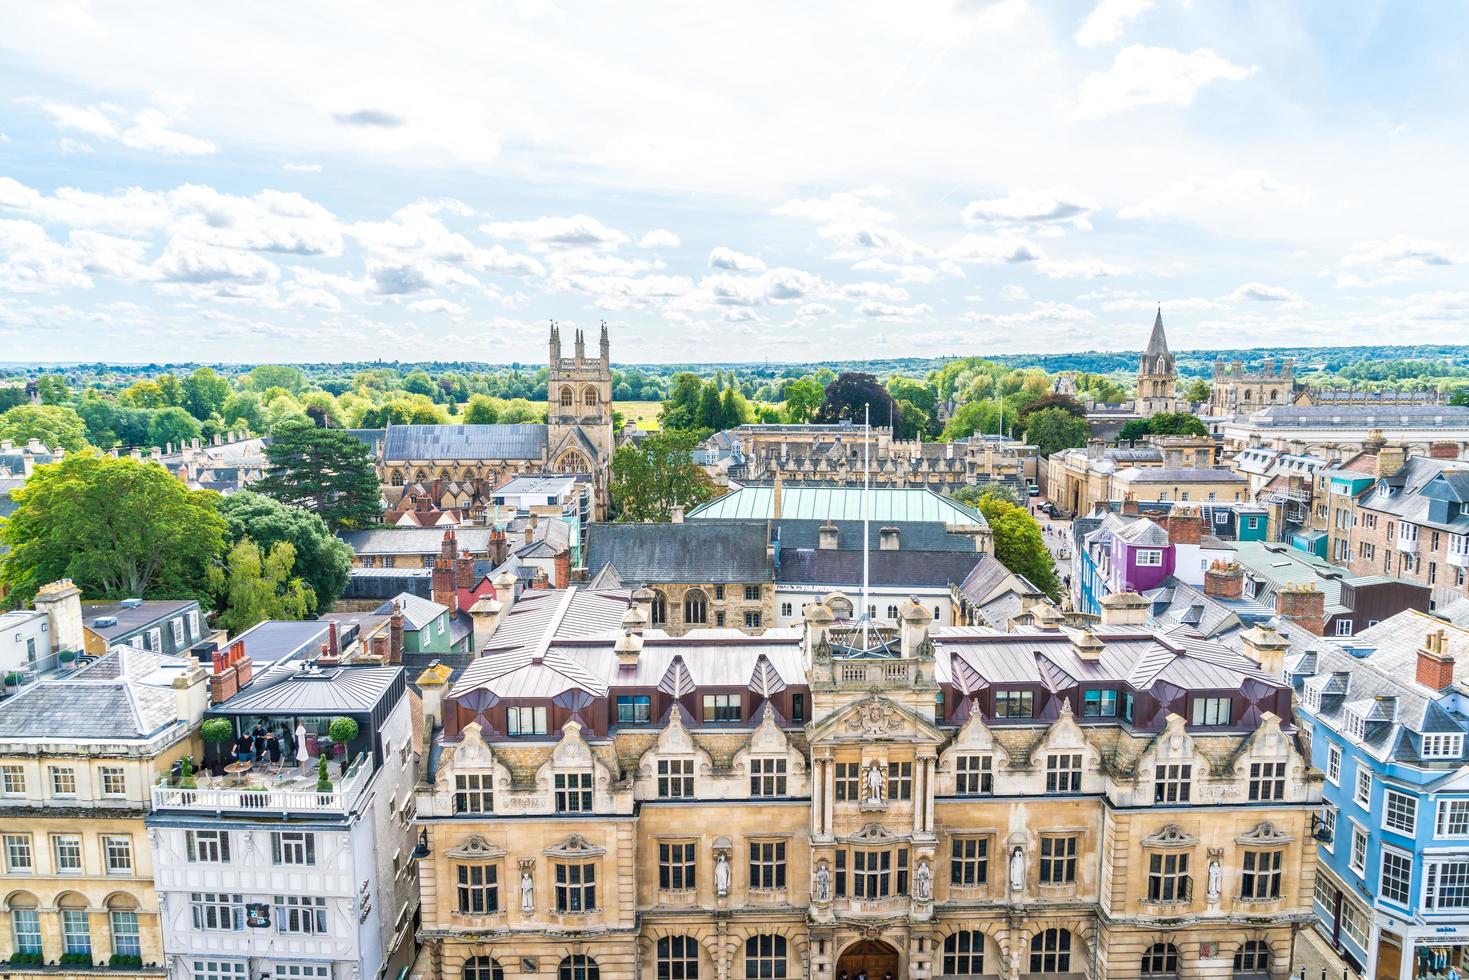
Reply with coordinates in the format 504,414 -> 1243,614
316,753 -> 332,793
4,671 -> 23,686
201,718 -> 234,743
59,952 -> 93,966
110,953 -> 144,968
8,952 -> 42,965
58,649 -> 77,663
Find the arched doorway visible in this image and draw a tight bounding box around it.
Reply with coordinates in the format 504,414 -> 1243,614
836,939 -> 900,980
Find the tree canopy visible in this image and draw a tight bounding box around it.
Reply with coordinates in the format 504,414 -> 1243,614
814,372 -> 898,429
182,367 -> 231,420
1022,407 -> 1091,456
781,377 -> 823,423
208,539 -> 312,635
148,406 -> 202,450
977,493 -> 1061,599
610,429 -> 721,522
255,421 -> 381,529
0,404 -> 89,451
218,491 -> 352,614
0,451 -> 226,605
1118,412 -> 1209,441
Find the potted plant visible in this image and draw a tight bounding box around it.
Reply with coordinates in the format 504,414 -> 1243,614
109,954 -> 143,969
3,671 -> 22,687
8,952 -> 42,966
328,716 -> 359,759
176,756 -> 197,793
59,953 -> 92,967
316,754 -> 333,795
200,718 -> 234,768
58,650 -> 77,667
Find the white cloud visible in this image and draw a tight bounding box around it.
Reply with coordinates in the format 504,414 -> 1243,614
58,138 -> 94,155
153,238 -> 279,285
1001,284 -> 1029,302
1077,46 -> 1256,119
481,214 -> 628,250
638,228 -> 680,249
708,247 -> 766,273
943,234 -> 1045,264
1343,234 -> 1458,269
797,303 -> 834,318
1076,0 -> 1155,47
121,108 -> 218,155
35,100 -> 119,138
407,298 -> 467,315
1118,170 -> 1301,220
0,219 -> 95,292
839,281 -> 909,303
964,301 -> 1095,327
963,186 -> 1096,226
1231,281 -> 1300,302
283,163 -> 322,173
1037,257 -> 1130,278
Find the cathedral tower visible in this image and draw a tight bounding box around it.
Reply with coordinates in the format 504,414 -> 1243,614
1136,308 -> 1179,416
546,322 -> 614,510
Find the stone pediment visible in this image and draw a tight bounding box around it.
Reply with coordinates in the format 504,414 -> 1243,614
446,835 -> 508,860
810,691 -> 943,747
546,834 -> 607,858
1141,824 -> 1198,849
551,720 -> 594,768
1236,821 -> 1294,846
843,821 -> 905,845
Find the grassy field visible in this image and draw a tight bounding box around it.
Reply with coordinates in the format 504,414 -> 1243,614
615,400 -> 663,430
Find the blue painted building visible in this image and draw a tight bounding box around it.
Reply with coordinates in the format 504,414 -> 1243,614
1285,610 -> 1469,979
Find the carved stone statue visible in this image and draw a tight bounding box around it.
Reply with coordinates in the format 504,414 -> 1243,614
1206,858 -> 1222,901
812,862 -> 831,903
1009,846 -> 1024,891
520,871 -> 535,914
914,860 -> 932,902
715,852 -> 731,896
864,762 -> 885,802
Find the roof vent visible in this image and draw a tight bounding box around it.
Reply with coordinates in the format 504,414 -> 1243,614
119,598 -> 144,608
92,616 -> 118,628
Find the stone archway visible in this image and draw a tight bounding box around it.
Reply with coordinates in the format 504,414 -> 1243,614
836,939 -> 900,980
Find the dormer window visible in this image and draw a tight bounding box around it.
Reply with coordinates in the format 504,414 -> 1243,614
1301,685 -> 1322,713
1343,713 -> 1365,743
994,690 -> 1034,719
1423,734 -> 1464,760
1136,550 -> 1164,567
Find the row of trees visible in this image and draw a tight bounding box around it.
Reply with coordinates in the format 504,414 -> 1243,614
0,423 -> 382,633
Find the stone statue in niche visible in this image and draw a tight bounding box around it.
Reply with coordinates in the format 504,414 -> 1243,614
914,860 -> 932,902
520,870 -> 535,914
812,862 -> 831,903
1009,846 -> 1025,891
715,851 -> 731,896
1206,849 -> 1223,902
864,762 -> 885,803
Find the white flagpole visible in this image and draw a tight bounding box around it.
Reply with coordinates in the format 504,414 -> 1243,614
862,402 -> 871,650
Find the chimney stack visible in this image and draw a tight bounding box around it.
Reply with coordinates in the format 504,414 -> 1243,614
389,602 -> 404,665
1275,581 -> 1326,635
1071,628 -> 1104,661
1377,446 -> 1407,479
1164,506 -> 1203,546
818,521 -> 839,550
899,597 -> 933,657
1121,493 -> 1139,516
1417,629 -> 1456,691
1098,591 -> 1148,626
772,474 -> 783,521
1203,561 -> 1244,600
614,628 -> 643,668
1240,624 -> 1292,678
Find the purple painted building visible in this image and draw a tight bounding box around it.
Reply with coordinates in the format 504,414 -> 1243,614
1106,518 -> 1175,593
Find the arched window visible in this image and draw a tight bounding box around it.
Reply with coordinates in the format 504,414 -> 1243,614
651,590 -> 668,626
1028,929 -> 1071,974
683,589 -> 708,625
657,936 -> 700,980
559,955 -> 599,980
464,957 -> 504,980
583,386 -> 598,407
1234,940 -> 1270,974
1141,943 -> 1178,976
560,386 -> 574,408
943,931 -> 985,975
745,935 -> 786,979
107,894 -> 141,959
414,469 -> 429,482
391,470 -> 404,486
7,893 -> 41,957
58,893 -> 91,957
886,604 -> 899,619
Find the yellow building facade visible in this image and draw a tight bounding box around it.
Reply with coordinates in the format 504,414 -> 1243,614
410,590 -> 1319,980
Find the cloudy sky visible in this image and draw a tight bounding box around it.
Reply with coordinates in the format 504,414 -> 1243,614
1,1 -> 1466,364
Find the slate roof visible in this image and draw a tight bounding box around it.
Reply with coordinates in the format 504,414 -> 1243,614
211,664 -> 405,715
1247,404 -> 1469,428
339,527 -> 502,556
1355,456 -> 1469,533
81,599 -> 197,640
769,519 -> 982,552
343,568 -> 432,602
688,486 -> 988,525
586,521 -> 772,585
777,548 -> 985,589
1144,309 -> 1170,357
1112,467 -> 1249,485
373,592 -> 448,631
0,647 -> 196,741
382,423 -> 548,461
231,620 -> 332,666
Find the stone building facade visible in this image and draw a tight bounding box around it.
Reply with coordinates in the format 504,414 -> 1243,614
1209,359 -> 1297,417
1136,310 -> 1180,416
409,585 -> 1320,980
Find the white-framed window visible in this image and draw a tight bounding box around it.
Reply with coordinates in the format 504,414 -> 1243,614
1344,712 -> 1365,741
1354,768 -> 1372,808
110,910 -> 141,957
658,759 -> 694,799
274,895 -> 327,934
1423,734 -> 1464,759
0,764 -> 24,797
1349,823 -> 1368,876
11,907 -> 41,954
1136,549 -> 1163,567
270,831 -> 316,866
1379,846 -> 1412,906
1424,860 -> 1469,911
1335,619 -> 1353,636
193,961 -> 248,980
1383,790 -> 1417,835
186,830 -> 231,863
1437,800 -> 1469,838
1319,805 -> 1337,852
187,610 -> 201,640
104,834 -> 134,874
955,755 -> 993,795
274,965 -> 330,980
61,908 -> 90,955
1191,697 -> 1232,726
171,617 -> 186,646
50,765 -> 77,797
1045,753 -> 1082,794
190,893 -> 243,931
780,602 -> 792,618
53,834 -> 83,873
100,766 -> 127,797
555,771 -> 593,813
148,627 -> 162,650
4,833 -> 33,872
1326,744 -> 1341,784
1341,897 -> 1369,948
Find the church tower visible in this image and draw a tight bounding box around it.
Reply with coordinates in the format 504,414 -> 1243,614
1135,308 -> 1179,416
546,321 -> 614,515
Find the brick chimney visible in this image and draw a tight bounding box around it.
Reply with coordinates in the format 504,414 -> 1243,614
1275,581 -> 1326,635
388,602 -> 404,666
1417,629 -> 1456,691
1377,446 -> 1407,479
1121,493 -> 1139,516
433,529 -> 458,613
327,621 -> 339,658
1203,561 -> 1244,600
209,640 -> 252,704
554,548 -> 571,589
1164,507 -> 1203,546
1431,442 -> 1460,460
455,550 -> 476,590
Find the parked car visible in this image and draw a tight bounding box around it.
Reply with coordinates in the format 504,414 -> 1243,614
1027,484 -> 1040,497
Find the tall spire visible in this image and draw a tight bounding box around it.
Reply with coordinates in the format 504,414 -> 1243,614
1145,306 -> 1169,357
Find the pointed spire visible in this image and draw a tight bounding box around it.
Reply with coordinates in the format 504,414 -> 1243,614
1144,306 -> 1169,358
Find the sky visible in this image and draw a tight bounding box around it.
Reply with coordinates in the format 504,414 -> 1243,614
0,0 -> 1467,365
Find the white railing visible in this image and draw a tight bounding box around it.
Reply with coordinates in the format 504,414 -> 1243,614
152,756 -> 372,812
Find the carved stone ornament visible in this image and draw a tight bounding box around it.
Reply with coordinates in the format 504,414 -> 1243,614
445,835 -> 508,860
1140,824 -> 1199,849
845,821 -> 901,844
846,697 -> 901,737
1236,821 -> 1295,845
545,834 -> 608,858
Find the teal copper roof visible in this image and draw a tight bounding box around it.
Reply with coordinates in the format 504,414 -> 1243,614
687,486 -> 987,526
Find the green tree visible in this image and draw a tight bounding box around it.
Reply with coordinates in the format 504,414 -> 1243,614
119,380 -> 167,409
402,369 -> 438,399
0,451 -> 226,604
182,367 -> 231,420
1119,411 -> 1209,441
815,372 -> 897,428
610,429 -> 720,522
464,394 -> 500,424
940,399 -> 1014,441
218,490 -> 352,613
155,374 -> 184,407
35,375 -> 70,405
978,495 -> 1061,599
1181,378 -> 1211,403
248,365 -> 306,395
893,399 -> 931,440
208,539 -> 312,634
0,404 -> 89,450
220,391 -> 266,434
885,375 -> 936,416
696,384 -> 723,430
148,406 -> 202,450
951,482 -> 1021,509
1014,393 -> 1086,426
1022,407 -> 1090,456
781,377 -> 823,423
255,421 -> 382,528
